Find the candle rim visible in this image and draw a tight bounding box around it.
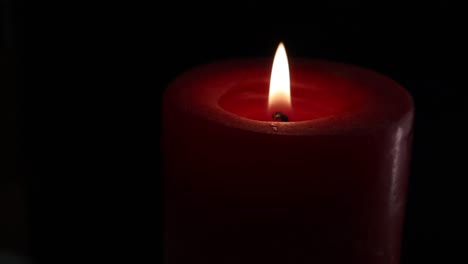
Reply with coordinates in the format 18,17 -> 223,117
164,58 -> 414,136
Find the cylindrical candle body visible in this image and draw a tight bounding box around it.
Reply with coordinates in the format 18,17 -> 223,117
163,59 -> 413,264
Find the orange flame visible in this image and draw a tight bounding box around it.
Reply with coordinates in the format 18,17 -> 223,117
268,42 -> 291,112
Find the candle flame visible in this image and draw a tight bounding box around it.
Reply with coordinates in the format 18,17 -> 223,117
268,42 -> 291,112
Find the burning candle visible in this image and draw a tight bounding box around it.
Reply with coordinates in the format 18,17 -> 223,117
163,43 -> 413,264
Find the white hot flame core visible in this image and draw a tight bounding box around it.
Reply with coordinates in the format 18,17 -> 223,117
268,42 -> 291,110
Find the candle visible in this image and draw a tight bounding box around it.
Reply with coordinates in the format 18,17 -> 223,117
163,43 -> 414,264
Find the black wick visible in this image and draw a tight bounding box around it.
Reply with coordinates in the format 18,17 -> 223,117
272,112 -> 289,122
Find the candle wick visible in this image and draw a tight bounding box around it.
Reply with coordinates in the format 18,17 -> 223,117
272,112 -> 289,122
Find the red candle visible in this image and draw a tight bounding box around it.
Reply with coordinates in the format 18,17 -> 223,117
163,43 -> 414,264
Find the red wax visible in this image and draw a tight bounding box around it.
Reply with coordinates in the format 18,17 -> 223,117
163,58 -> 414,264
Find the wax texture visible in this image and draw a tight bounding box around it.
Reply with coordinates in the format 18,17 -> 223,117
163,59 -> 414,264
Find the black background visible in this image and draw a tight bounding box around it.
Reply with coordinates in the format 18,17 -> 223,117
6,3 -> 468,263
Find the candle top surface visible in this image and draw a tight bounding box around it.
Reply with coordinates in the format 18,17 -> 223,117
164,58 -> 413,136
